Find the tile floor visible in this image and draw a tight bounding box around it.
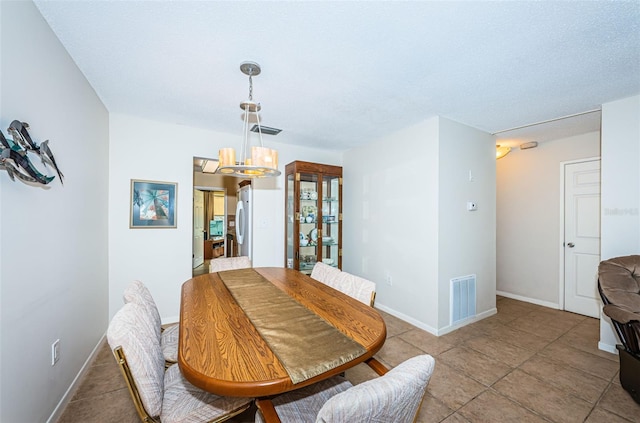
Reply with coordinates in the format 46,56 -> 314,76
56,296 -> 640,423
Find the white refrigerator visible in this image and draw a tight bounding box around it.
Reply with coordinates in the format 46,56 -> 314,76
235,184 -> 252,260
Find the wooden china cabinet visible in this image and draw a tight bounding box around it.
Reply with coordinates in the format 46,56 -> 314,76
285,161 -> 342,275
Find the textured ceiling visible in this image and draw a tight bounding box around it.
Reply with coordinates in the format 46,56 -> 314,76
34,1 -> 640,151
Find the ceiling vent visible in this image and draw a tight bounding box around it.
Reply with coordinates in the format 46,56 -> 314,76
250,124 -> 282,136
520,141 -> 538,150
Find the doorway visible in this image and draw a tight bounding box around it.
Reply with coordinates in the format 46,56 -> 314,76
561,158 -> 601,318
192,157 -> 241,277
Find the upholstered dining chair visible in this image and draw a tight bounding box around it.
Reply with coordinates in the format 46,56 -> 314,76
209,256 -> 252,273
108,302 -> 253,423
334,272 -> 376,307
311,263 -> 376,307
310,262 -> 342,286
255,354 -> 435,423
123,280 -> 179,366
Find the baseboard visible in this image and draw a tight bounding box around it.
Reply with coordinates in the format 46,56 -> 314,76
598,341 -> 618,355
375,303 -> 439,335
46,333 -> 107,423
375,303 -> 497,336
437,308 -> 497,336
496,290 -> 560,310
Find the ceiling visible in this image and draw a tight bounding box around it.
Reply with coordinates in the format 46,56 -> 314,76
34,1 -> 640,151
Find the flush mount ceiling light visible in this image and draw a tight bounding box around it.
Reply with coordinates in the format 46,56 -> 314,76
496,145 -> 511,159
520,141 -> 538,150
216,61 -> 280,178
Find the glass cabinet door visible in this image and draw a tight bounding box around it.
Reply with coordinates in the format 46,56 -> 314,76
285,161 -> 342,275
320,175 -> 340,269
298,173 -> 319,274
286,173 -> 295,268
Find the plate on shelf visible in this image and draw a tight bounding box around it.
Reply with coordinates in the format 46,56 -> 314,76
309,228 -> 318,241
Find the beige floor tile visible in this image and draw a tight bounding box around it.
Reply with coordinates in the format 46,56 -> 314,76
375,336 -> 426,368
93,340 -> 114,364
344,361 -> 379,385
439,324 -> 488,345
457,390 -> 549,422
438,346 -> 512,386
585,406 -> 637,423
557,321 -> 619,362
506,315 -> 574,342
399,328 -> 456,356
466,314 -> 508,333
70,361 -> 127,401
415,393 -> 456,423
427,362 -> 487,410
378,309 -> 415,337
538,341 -> 620,381
57,388 -> 139,423
496,297 -> 542,313
494,369 -> 593,423
597,382 -> 640,422
527,308 -> 587,326
440,412 -> 472,422
519,355 -> 610,403
483,323 -> 550,352
464,335 -> 535,367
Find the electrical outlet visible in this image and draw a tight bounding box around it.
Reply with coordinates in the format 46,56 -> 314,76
51,339 -> 60,366
385,273 -> 393,286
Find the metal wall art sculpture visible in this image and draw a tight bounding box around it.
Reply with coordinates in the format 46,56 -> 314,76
0,120 -> 63,185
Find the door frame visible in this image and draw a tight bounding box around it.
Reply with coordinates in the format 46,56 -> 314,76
557,156 -> 600,311
194,185 -> 228,260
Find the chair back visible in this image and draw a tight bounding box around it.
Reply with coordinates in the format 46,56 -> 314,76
107,303 -> 165,421
334,272 -> 377,307
311,262 -> 342,287
316,355 -> 435,423
598,255 -> 640,355
210,256 -> 252,272
123,280 -> 162,341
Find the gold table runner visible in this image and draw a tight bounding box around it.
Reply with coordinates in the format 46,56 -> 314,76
218,268 -> 366,384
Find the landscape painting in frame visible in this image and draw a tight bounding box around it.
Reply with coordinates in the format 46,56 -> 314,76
130,179 -> 177,228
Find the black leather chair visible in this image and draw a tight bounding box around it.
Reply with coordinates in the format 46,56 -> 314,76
597,255 -> 640,404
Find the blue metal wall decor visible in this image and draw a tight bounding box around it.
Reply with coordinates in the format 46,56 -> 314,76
0,120 -> 63,185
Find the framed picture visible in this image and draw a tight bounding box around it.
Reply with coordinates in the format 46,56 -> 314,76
130,179 -> 177,228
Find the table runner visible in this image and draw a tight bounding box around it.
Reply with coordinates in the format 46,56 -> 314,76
218,268 -> 366,384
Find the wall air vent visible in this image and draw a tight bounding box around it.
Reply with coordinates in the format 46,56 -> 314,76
250,124 -> 282,136
450,274 -> 477,325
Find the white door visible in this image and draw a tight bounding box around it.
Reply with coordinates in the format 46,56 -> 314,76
564,159 -> 601,317
193,189 -> 204,268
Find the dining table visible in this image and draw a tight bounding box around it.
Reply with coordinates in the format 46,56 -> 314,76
177,267 -> 387,420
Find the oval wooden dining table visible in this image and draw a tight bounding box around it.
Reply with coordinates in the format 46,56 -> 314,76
177,267 -> 387,402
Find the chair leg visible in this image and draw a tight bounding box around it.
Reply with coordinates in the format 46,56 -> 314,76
255,398 -> 282,423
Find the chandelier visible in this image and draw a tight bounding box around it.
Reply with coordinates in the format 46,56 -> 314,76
216,62 -> 280,177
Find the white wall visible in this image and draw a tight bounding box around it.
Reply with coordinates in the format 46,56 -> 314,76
343,116 -> 496,334
496,132 -> 600,306
599,94 -> 640,350
0,2 -> 109,422
438,118 -> 496,330
344,118 -> 441,329
108,113 -> 341,322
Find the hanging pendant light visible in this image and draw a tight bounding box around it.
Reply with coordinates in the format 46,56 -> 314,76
216,62 -> 280,177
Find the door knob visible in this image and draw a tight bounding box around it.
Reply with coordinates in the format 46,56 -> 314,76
567,242 -> 575,248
